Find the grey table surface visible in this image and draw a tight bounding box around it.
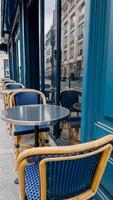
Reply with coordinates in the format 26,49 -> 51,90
1,104 -> 70,126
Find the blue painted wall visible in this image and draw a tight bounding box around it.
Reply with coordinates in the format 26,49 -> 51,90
81,0 -> 113,199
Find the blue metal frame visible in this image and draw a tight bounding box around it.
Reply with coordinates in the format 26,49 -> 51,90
55,0 -> 61,106
39,0 -> 45,92
19,2 -> 26,84
24,0 -> 40,90
81,0 -> 107,142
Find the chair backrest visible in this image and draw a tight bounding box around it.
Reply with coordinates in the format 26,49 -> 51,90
45,83 -> 53,89
1,78 -> 10,82
4,83 -> 24,90
3,80 -> 16,84
60,89 -> 79,112
10,89 -> 46,107
39,135 -> 113,200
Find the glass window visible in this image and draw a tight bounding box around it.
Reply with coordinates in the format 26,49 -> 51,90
44,0 -> 86,145
45,0 -> 56,100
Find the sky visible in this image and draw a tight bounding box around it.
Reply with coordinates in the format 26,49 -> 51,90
45,0 -> 55,34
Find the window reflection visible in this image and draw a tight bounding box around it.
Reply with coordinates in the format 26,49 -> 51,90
45,0 -> 85,99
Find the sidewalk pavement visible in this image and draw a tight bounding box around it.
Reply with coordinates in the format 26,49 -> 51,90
0,96 -> 19,200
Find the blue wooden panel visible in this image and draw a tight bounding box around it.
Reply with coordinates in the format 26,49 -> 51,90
101,157 -> 113,197
81,0 -> 113,199
94,123 -> 113,139
94,124 -> 113,197
104,0 -> 113,120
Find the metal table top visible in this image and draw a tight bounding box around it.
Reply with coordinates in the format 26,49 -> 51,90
1,104 -> 70,126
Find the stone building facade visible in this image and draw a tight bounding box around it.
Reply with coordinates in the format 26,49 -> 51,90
61,0 -> 85,80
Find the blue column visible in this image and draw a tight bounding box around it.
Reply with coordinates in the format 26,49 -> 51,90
53,0 -> 61,138
39,0 -> 45,92
19,2 -> 26,84
55,0 -> 61,105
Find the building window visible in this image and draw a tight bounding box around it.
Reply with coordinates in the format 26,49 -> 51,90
78,43 -> 83,56
69,0 -> 75,8
70,47 -> 74,59
64,21 -> 68,35
64,50 -> 67,61
78,23 -> 84,40
78,2 -> 85,21
64,36 -> 67,49
63,3 -> 68,17
70,31 -> 74,45
70,14 -> 75,29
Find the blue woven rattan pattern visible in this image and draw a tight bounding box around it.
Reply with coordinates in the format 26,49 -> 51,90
6,84 -> 23,89
15,92 -> 39,106
60,90 -> 79,112
25,153 -> 101,200
14,125 -> 49,135
46,153 -> 101,199
14,125 -> 34,136
14,92 -> 49,134
25,163 -> 40,200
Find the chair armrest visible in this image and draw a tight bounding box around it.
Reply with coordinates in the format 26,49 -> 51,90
17,134 -> 113,169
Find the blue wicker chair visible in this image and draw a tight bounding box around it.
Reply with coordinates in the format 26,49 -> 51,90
10,89 -> 50,157
60,89 -> 81,141
3,83 -> 23,109
17,135 -> 113,200
3,80 -> 16,84
4,82 -> 24,90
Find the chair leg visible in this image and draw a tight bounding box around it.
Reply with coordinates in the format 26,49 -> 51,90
38,132 -> 43,146
68,126 -> 74,139
73,127 -> 80,142
68,125 -> 80,142
14,136 -> 21,158
43,132 -> 49,146
38,132 -> 49,146
8,123 -> 13,135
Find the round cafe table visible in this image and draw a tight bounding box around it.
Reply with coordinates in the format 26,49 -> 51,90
1,104 -> 70,146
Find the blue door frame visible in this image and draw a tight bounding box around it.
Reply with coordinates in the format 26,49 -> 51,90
81,0 -> 113,199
